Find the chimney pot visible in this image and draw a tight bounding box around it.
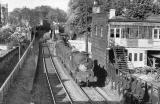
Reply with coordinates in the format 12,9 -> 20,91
109,9 -> 116,19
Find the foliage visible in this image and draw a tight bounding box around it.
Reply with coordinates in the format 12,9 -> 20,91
46,8 -> 67,23
66,0 -> 160,39
66,0 -> 93,38
8,6 -> 67,27
125,0 -> 154,20
9,26 -> 31,44
101,0 -> 160,20
0,25 -> 16,44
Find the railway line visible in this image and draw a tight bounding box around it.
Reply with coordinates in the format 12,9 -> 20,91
42,45 -> 73,104
43,42 -> 116,104
80,87 -> 106,104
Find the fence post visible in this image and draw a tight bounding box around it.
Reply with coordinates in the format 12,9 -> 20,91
158,87 -> 160,104
150,84 -> 153,103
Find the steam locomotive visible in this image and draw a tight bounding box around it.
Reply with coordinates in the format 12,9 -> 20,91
55,40 -> 96,86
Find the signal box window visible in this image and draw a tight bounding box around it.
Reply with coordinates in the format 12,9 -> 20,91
100,26 -> 103,37
110,28 -> 121,38
95,26 -> 97,36
110,29 -> 114,38
153,28 -> 160,39
139,53 -> 143,61
134,53 -> 137,61
116,29 -> 120,38
129,53 -> 132,61
154,29 -> 158,39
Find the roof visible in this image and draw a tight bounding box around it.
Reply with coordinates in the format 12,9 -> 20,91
147,14 -> 160,21
152,54 -> 160,58
108,14 -> 160,23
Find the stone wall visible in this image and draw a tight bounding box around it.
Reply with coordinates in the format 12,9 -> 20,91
0,48 -> 18,70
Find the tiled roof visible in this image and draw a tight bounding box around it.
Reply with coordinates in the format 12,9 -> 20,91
146,14 -> 160,22
109,15 -> 160,23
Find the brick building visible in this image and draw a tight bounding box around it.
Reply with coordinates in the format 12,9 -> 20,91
91,2 -> 160,72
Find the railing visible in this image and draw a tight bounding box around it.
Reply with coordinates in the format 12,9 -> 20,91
0,36 -> 35,104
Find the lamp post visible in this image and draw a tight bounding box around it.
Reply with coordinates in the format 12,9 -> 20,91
83,0 -> 89,53
15,42 -> 21,60
18,42 -> 21,60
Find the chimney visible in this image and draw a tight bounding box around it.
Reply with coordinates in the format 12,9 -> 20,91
92,0 -> 100,13
109,9 -> 116,19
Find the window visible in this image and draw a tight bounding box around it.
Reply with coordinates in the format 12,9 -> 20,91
139,26 -> 146,39
126,28 -> 130,38
139,53 -> 143,61
130,27 -> 138,39
116,29 -> 120,38
134,53 -> 137,61
121,28 -> 125,38
100,26 -> 103,37
154,29 -> 158,38
129,53 -> 132,61
153,28 -> 160,39
110,29 -> 114,38
95,26 -> 98,36
121,27 -> 129,38
110,28 -> 121,38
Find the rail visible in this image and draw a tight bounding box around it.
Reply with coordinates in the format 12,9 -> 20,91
42,48 -> 56,103
0,36 -> 35,104
48,46 -> 74,104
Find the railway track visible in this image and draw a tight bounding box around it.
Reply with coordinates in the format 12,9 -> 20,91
80,87 -> 107,104
43,42 -> 119,104
42,45 -> 73,104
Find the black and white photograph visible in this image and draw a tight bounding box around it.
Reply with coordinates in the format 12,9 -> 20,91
0,0 -> 160,104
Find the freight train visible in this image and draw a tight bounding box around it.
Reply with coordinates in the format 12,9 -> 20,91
55,39 -> 96,86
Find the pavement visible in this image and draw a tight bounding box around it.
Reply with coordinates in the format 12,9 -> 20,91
5,41 -> 39,104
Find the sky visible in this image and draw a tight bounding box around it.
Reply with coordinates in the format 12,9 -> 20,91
1,0 -> 70,12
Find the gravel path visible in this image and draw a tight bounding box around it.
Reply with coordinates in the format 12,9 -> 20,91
52,54 -> 90,103
5,47 -> 38,104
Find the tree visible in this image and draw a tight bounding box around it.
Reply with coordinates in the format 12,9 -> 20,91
66,0 -> 93,38
8,8 -> 22,25
8,6 -> 67,28
46,8 -> 67,23
125,0 -> 154,20
101,0 -> 160,20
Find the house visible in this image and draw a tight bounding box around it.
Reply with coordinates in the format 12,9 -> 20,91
91,3 -> 160,73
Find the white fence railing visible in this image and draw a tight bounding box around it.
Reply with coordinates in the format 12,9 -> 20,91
0,36 -> 35,104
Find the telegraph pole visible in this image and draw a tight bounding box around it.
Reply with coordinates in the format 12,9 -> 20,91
84,0 -> 89,53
